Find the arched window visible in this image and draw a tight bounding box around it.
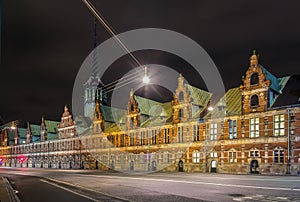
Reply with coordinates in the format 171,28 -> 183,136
130,104 -> 134,111
250,94 -> 259,107
250,73 -> 259,85
179,91 -> 184,101
179,109 -> 183,118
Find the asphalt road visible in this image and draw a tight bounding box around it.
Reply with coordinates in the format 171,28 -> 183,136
1,168 -> 300,202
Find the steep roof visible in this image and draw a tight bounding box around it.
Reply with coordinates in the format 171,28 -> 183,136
272,75 -> 300,107
185,84 -> 212,107
260,66 -> 280,92
205,87 -> 242,119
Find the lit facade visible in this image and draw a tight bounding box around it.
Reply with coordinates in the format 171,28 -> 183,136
0,51 -> 300,174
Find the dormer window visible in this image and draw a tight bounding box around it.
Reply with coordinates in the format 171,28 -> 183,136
250,72 -> 259,85
130,104 -> 134,112
179,91 -> 184,101
250,94 -> 259,107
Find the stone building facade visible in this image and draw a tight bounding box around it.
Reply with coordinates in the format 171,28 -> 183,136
0,51 -> 300,174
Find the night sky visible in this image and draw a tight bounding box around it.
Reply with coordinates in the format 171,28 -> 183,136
1,0 -> 300,126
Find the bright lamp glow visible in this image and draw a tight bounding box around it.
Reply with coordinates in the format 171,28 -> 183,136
208,106 -> 214,111
143,76 -> 150,84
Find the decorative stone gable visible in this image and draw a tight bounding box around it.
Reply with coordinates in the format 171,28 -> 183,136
172,74 -> 192,123
58,106 -> 77,139
93,100 -> 104,133
40,117 -> 47,142
127,90 -> 140,129
26,122 -> 32,144
240,51 -> 270,114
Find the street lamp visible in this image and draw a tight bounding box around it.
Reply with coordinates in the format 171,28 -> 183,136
142,67 -> 150,84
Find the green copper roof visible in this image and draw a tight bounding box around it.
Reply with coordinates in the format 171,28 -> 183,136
45,120 -> 59,133
261,65 -> 280,93
30,124 -> 40,136
205,87 -> 242,119
100,104 -> 126,123
134,96 -> 172,117
185,84 -> 212,107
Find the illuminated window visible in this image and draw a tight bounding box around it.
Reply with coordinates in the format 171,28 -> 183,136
274,114 -> 285,136
229,151 -> 237,163
193,151 -> 200,163
210,123 -> 217,140
193,125 -> 200,142
178,126 -> 183,143
228,120 -> 237,139
250,118 -> 259,138
210,152 -> 218,158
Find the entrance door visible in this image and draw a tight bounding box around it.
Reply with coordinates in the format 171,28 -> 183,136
211,160 -> 217,173
151,160 -> 156,171
178,160 -> 184,172
250,160 -> 259,173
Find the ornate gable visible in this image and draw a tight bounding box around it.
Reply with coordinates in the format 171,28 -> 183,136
127,90 -> 140,129
172,74 -> 192,123
240,51 -> 271,114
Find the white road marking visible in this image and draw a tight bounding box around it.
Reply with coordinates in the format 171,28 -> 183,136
74,174 -> 300,192
40,179 -> 98,202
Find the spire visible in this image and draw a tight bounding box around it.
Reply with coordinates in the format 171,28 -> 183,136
26,122 -> 32,144
40,116 -> 47,142
250,49 -> 259,68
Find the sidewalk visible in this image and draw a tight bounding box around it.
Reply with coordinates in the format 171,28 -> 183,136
0,176 -> 17,202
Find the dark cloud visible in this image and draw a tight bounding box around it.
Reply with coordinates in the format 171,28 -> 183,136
1,0 -> 300,124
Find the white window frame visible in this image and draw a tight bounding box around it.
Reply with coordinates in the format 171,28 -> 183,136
210,123 -> 217,140
250,118 -> 259,138
274,114 -> 285,136
193,151 -> 200,163
229,151 -> 237,163
229,120 -> 237,139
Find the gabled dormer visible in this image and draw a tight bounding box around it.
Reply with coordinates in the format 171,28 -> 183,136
93,100 -> 104,133
172,74 -> 192,123
127,89 -> 140,129
240,51 -> 271,114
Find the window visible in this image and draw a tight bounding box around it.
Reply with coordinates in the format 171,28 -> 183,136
229,151 -> 237,163
250,94 -> 259,107
193,151 -> 200,163
210,123 -> 217,140
151,130 -> 156,145
120,134 -> 124,147
164,128 -> 170,144
179,109 -> 183,118
250,150 -> 259,157
250,118 -> 259,138
210,152 -> 218,158
250,72 -> 259,85
228,120 -> 237,139
274,114 -> 285,136
178,127 -> 183,143
179,91 -> 184,101
274,149 -> 284,163
193,125 -> 200,142
163,152 -> 170,163
141,131 -> 145,145
130,132 -> 134,146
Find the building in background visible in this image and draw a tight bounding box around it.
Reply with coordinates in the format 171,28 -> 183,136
0,51 -> 300,174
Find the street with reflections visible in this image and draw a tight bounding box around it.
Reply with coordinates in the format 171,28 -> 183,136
1,168 -> 300,202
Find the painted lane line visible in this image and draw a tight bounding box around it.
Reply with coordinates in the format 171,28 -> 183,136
40,179 -> 98,202
74,174 -> 300,192
44,177 -> 132,202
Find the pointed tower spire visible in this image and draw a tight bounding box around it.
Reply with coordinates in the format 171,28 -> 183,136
26,122 -> 32,144
40,116 -> 47,142
250,49 -> 259,68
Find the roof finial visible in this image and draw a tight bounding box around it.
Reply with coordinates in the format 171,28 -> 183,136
64,105 -> 68,112
250,49 -> 259,67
